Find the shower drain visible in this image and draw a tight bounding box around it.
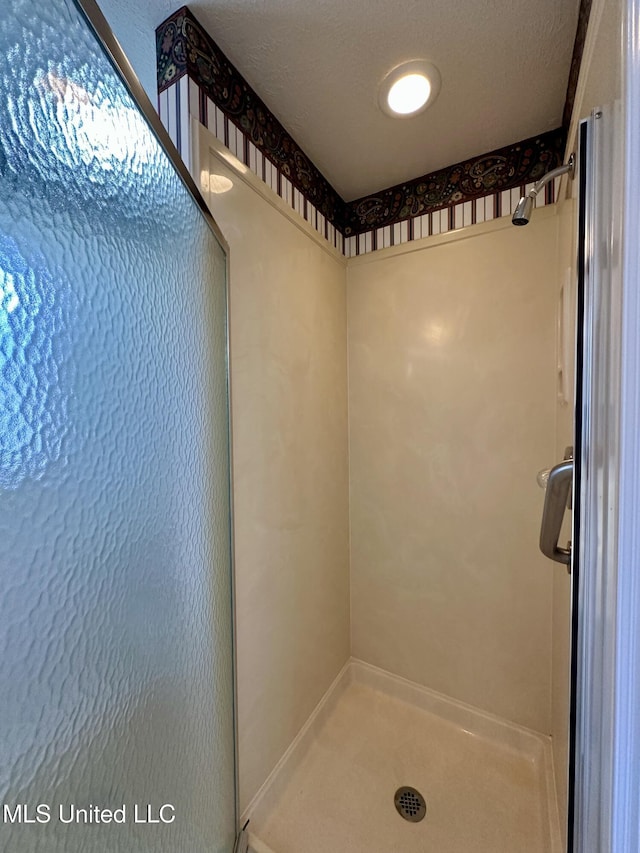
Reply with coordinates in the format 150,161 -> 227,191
394,786 -> 426,823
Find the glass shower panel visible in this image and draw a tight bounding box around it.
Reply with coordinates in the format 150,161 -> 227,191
0,2 -> 235,852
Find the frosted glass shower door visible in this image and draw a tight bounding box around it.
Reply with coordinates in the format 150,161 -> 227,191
0,1 -> 236,852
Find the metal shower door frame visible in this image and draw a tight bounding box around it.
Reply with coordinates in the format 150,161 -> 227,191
571,7 -> 640,847
73,0 -> 227,254
572,104 -> 623,853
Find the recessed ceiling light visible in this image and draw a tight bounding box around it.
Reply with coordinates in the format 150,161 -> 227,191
388,73 -> 431,114
379,60 -> 441,118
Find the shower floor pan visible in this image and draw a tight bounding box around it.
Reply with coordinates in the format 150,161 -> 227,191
244,661 -> 561,853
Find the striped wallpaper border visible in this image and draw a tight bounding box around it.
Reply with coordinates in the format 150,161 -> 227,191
158,77 -> 560,258
157,10 -> 579,246
342,129 -> 565,236
344,181 -> 558,258
158,78 -> 345,254
156,6 -> 345,229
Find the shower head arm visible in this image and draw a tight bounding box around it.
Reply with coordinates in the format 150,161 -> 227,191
512,153 -> 575,225
526,153 -> 575,200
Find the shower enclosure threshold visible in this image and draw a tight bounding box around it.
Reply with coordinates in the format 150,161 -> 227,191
242,659 -> 562,853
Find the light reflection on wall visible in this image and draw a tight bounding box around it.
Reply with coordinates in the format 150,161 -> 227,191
423,320 -> 451,346
199,170 -> 234,194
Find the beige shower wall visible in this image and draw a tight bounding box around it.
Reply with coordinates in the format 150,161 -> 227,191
347,211 -> 558,733
198,135 -> 351,812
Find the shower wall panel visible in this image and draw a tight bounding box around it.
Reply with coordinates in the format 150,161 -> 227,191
197,136 -> 351,813
347,211 -> 558,734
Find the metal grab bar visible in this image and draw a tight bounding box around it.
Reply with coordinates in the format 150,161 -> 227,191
539,458 -> 573,565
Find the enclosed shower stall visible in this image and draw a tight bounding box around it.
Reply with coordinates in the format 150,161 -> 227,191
192,126 -> 571,852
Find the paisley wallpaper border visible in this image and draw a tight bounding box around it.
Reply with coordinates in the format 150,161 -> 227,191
157,6 -> 345,225
342,129 -> 565,235
157,5 -> 585,246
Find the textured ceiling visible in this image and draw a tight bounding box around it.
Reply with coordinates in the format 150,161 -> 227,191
99,0 -> 581,201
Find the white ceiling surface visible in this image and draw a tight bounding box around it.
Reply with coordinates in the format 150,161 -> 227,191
98,0 -> 581,201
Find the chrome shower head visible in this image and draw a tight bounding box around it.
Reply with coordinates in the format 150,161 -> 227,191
511,153 -> 575,226
512,195 -> 535,226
